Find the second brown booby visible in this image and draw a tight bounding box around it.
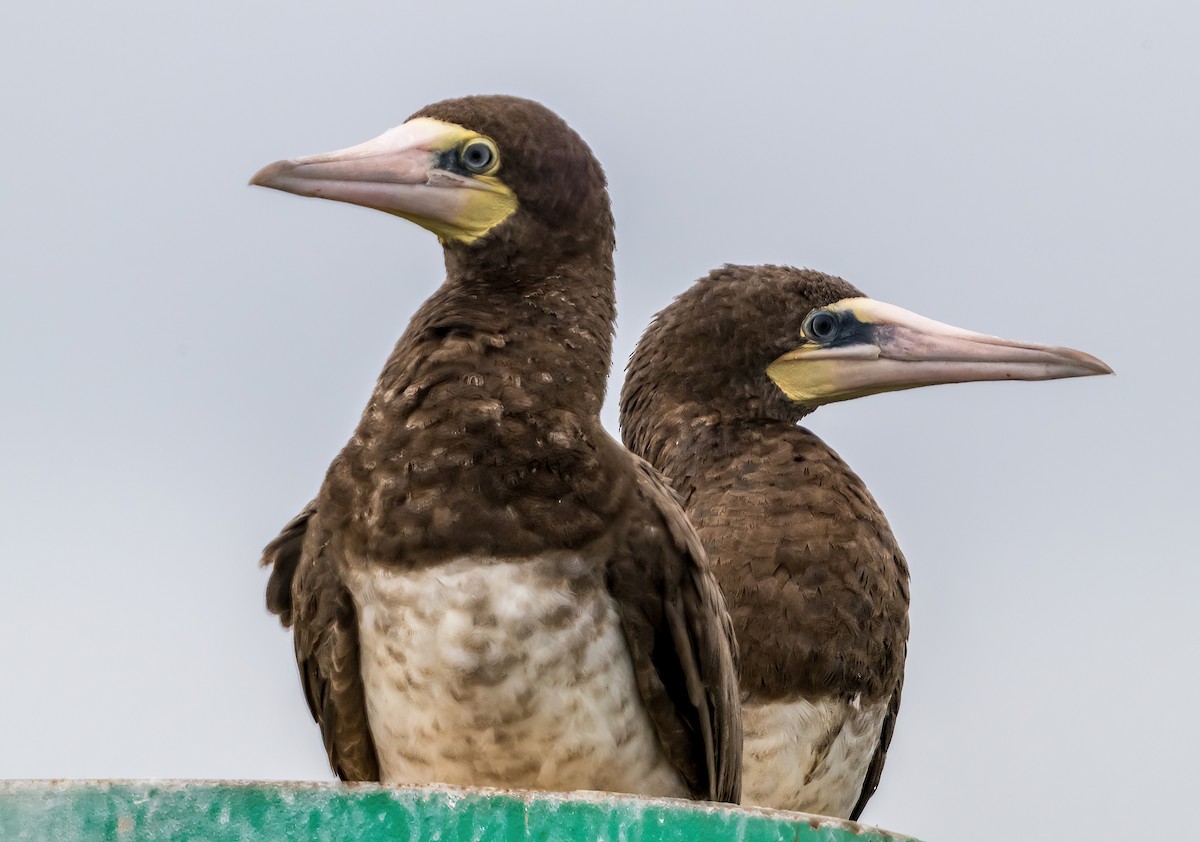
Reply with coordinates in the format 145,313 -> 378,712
620,264 -> 1111,818
251,96 -> 741,801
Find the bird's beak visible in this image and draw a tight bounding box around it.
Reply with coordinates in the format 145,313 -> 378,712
249,117 -> 516,243
767,297 -> 1113,407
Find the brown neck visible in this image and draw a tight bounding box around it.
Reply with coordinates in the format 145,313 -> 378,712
621,346 -> 809,496
320,241 -> 623,565
620,400 -> 726,506
383,245 -> 616,418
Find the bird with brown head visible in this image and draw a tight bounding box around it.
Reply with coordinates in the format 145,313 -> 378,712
253,96 -> 742,803
621,263 -> 1110,818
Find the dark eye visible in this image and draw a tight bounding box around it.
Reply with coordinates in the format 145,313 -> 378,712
461,139 -> 497,174
804,310 -> 840,342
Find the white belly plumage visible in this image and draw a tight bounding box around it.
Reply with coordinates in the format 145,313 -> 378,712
741,696 -> 887,818
347,556 -> 688,797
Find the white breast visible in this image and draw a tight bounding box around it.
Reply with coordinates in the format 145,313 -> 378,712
740,695 -> 888,818
347,556 -> 688,797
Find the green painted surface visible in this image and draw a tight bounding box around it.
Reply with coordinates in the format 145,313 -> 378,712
0,781 -> 919,842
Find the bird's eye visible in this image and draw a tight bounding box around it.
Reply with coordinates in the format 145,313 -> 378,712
804,310 -> 840,342
461,139 -> 498,174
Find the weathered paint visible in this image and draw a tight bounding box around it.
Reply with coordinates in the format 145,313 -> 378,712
0,781 -> 920,842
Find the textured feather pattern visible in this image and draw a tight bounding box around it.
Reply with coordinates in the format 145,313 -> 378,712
607,458 -> 742,802
346,556 -> 688,795
259,96 -> 742,802
621,265 -> 911,818
262,503 -> 379,780
742,696 -> 888,818
662,421 -> 907,818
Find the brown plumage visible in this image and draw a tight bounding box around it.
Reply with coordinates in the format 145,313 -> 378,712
622,265 -> 909,819
255,96 -> 741,802
623,263 -> 1109,819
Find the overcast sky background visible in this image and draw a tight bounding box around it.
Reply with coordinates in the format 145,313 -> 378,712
2,2 -> 1197,840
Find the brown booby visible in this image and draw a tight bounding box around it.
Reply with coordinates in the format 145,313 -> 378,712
251,96 -> 741,801
620,264 -> 1111,818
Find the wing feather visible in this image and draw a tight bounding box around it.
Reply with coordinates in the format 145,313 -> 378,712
850,677 -> 903,821
606,457 -> 743,804
261,502 -> 380,781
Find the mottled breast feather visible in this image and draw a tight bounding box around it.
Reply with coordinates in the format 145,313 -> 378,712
258,96 -> 742,802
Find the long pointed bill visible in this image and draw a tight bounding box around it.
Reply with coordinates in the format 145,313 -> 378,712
767,297 -> 1113,407
249,118 -> 516,243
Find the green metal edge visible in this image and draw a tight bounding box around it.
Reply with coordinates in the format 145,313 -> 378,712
0,781 -> 920,842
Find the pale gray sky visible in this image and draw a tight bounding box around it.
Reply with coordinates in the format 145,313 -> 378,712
2,2 -> 1196,840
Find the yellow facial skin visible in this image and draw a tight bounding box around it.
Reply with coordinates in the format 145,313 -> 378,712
250,117 -> 518,245
433,175 -> 518,244
767,297 -> 1112,408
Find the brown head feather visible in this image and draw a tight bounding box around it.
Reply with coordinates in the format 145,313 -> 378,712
412,95 -> 615,285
